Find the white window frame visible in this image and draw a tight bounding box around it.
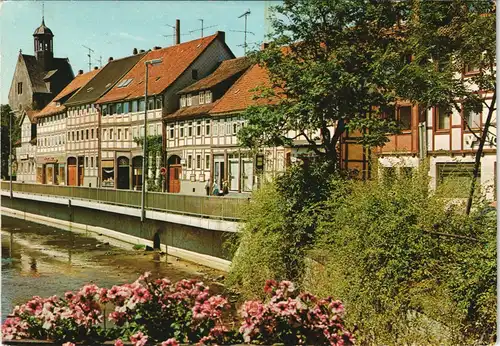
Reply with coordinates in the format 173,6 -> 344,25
187,94 -> 192,106
199,92 -> 205,105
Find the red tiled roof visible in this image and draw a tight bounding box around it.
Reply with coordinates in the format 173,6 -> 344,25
36,69 -> 101,118
97,32 -> 225,104
178,57 -> 251,94
25,110 -> 38,123
166,103 -> 215,121
209,64 -> 276,115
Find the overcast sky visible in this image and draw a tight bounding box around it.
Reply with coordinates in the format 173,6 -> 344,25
0,1 -> 279,104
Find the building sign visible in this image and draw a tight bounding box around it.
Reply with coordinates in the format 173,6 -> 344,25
41,157 -> 60,163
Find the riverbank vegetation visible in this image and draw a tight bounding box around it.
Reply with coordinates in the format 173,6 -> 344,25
227,160 -> 496,345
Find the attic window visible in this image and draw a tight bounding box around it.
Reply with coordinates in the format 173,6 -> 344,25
87,87 -> 94,92
117,78 -> 133,88
56,102 -> 61,107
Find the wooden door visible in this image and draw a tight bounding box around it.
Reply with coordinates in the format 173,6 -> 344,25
68,165 -> 76,186
242,160 -> 253,192
168,165 -> 181,193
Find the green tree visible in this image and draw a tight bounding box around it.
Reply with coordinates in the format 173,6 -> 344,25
238,0 -> 406,172
1,105 -> 20,179
393,1 -> 496,214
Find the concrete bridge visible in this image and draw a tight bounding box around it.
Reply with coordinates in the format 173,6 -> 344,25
0,182 -> 250,271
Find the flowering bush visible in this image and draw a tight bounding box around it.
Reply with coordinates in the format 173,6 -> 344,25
2,274 -> 353,345
2,285 -> 107,343
239,280 -> 354,345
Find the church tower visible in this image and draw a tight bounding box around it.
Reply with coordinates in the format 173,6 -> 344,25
33,17 -> 54,71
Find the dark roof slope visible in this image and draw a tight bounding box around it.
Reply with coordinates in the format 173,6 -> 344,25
65,53 -> 145,106
22,55 -> 73,94
36,68 -> 101,118
178,57 -> 251,94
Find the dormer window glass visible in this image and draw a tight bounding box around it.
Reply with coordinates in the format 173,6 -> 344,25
199,92 -> 205,105
205,90 -> 212,103
187,94 -> 192,106
155,96 -> 162,109
180,95 -> 186,108
132,100 -> 138,112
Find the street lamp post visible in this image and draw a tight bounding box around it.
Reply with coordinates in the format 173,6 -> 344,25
141,58 -> 163,222
9,110 -> 13,199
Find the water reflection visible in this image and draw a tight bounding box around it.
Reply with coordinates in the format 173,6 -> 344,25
1,216 -> 221,323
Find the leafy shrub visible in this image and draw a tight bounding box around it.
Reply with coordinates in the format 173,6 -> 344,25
227,159 -> 339,299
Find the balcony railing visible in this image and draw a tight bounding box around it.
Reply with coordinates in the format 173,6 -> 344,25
1,182 -> 248,221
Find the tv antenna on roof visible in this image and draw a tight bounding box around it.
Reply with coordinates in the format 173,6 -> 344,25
188,19 -> 217,38
231,9 -> 253,54
82,45 -> 95,72
96,55 -> 103,68
163,23 -> 188,46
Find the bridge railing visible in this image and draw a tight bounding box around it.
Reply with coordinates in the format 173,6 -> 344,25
0,182 -> 248,220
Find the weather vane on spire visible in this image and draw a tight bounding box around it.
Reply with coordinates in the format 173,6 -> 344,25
42,1 -> 45,23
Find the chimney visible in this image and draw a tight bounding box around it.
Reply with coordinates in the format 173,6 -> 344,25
216,31 -> 225,43
175,19 -> 180,45
133,48 -> 138,55
78,69 -> 83,75
94,66 -> 99,70
108,57 -> 114,62
139,49 -> 145,53
261,42 -> 269,51
153,46 -> 162,50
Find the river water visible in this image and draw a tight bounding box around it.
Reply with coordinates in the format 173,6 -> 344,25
1,216 -> 224,322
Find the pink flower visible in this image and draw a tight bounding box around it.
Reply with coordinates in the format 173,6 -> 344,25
241,300 -> 265,319
264,279 -> 277,293
114,339 -> 124,346
133,287 -> 152,304
130,331 -> 148,346
278,280 -> 295,293
161,338 -> 180,346
62,343 -> 76,346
